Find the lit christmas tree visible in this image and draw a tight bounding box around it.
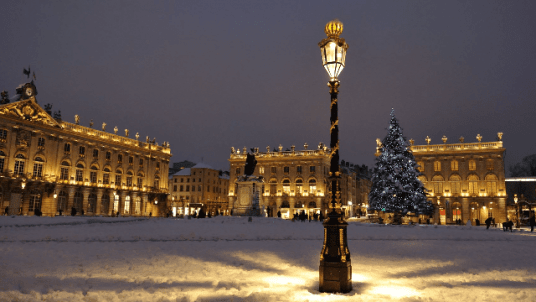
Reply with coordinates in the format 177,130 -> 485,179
368,109 -> 433,220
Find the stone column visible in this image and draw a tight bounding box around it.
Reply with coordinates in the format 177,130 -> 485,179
108,191 -> 116,216
275,197 -> 282,217
82,187 -> 90,215
289,197 -> 296,217
95,189 -> 104,215
462,198 -> 470,224
66,186 -> 76,213
141,193 -> 149,216
497,197 -> 506,223
21,190 -> 30,215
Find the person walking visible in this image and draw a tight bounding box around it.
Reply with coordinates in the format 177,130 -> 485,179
485,217 -> 492,229
530,213 -> 535,232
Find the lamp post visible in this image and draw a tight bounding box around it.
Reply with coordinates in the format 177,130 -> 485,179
318,19 -> 352,293
514,194 -> 520,229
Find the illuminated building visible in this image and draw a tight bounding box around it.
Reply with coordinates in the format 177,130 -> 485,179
0,82 -> 171,216
399,134 -> 507,224
228,144 -> 356,219
169,163 -> 229,216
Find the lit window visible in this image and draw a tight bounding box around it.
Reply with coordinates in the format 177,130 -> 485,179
76,169 -> 83,182
284,167 -> 289,174
90,171 -> 97,183
417,162 -> 424,172
432,175 -> 443,194
485,174 -> 498,196
468,174 -> 479,194
451,160 -> 458,171
14,156 -> 25,175
309,179 -> 316,193
434,161 -> 441,172
310,166 -> 316,173
33,157 -> 44,177
283,180 -> 290,194
486,159 -> 494,171
449,175 -> 461,194
469,160 -> 476,171
115,174 -> 122,186
296,179 -> 303,194
93,149 -> 99,159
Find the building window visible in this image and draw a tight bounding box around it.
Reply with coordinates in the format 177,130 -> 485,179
469,160 -> 476,171
60,167 -> 69,180
33,157 -> 44,177
187,178 -> 190,183
207,185 -> 210,192
127,176 -> 132,186
76,169 -> 83,182
310,166 -> 316,173
14,155 -> 25,175
297,166 -> 302,174
449,175 -> 461,194
90,171 -> 97,183
174,185 -> 177,192
113,194 -> 119,213
198,185 -> 201,191
106,151 -> 111,161
417,162 -> 424,172
135,197 -> 141,215
296,179 -> 303,194
180,185 -> 184,192
29,190 -> 42,212
432,175 -> 443,195
236,167 -> 240,175
79,146 -> 85,156
137,177 -> 143,188
0,152 -> 4,172
284,167 -> 289,174
192,185 -> 196,192
103,173 -> 109,184
485,174 -> 498,196
124,196 -> 131,214
64,143 -> 71,154
57,191 -> 67,212
468,174 -> 479,195
115,174 -> 122,186
37,137 -> 45,149
282,180 -> 290,194
434,161 -> 441,172
93,149 -> 99,159
154,178 -> 160,189
486,159 -> 494,171
309,179 -> 316,193
139,158 -> 143,167
186,185 -> 190,192
0,129 -> 7,141
259,167 -> 264,174
451,160 -> 458,171
271,166 -> 277,174
129,156 -> 133,165
118,154 -> 123,163
156,162 -> 160,169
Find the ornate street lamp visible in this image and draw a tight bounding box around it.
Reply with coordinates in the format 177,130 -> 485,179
318,19 -> 352,293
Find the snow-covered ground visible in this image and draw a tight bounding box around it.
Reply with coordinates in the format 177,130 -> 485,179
0,216 -> 535,302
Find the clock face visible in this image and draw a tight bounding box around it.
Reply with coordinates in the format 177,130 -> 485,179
25,87 -> 33,97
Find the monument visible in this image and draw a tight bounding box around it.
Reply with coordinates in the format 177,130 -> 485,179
233,152 -> 265,216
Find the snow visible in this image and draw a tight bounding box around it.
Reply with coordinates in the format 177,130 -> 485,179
191,163 -> 215,170
173,168 -> 191,176
1,216 -> 535,301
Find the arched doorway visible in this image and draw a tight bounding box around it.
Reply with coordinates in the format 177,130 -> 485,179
74,192 -> 83,214
101,194 -> 110,216
87,193 -> 97,214
57,191 -> 67,215
470,201 -> 480,223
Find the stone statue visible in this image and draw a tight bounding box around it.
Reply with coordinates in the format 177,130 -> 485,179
135,132 -> 139,140
75,114 -> 80,125
125,129 -> 129,137
244,153 -> 257,176
102,122 -> 106,131
89,119 -> 94,128
114,126 -> 118,134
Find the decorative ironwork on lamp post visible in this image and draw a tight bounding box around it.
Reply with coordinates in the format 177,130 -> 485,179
318,19 -> 352,293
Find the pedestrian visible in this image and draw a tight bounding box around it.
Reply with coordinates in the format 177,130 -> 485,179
58,209 -> 63,216
530,213 -> 535,232
71,207 -> 77,216
319,211 -> 324,221
485,217 -> 492,229
117,211 -> 120,217
4,206 -> 8,216
476,218 -> 480,226
149,212 -> 152,217
277,210 -> 281,218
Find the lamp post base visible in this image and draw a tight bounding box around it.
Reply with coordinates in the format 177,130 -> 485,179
319,260 -> 352,293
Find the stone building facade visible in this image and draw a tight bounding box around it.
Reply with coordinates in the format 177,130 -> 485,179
169,163 -> 229,216
228,144 -> 356,219
0,82 -> 171,217
409,134 -> 507,224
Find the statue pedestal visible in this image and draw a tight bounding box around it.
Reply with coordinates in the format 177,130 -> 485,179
233,176 -> 264,216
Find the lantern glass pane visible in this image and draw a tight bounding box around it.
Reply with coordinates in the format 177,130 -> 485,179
327,42 -> 336,63
320,48 -> 327,65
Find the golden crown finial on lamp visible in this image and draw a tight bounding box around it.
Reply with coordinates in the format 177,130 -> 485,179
325,19 -> 344,37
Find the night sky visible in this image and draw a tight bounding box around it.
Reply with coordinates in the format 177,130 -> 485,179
2,1 -> 536,173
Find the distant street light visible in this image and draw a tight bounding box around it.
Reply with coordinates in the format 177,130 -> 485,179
514,194 -> 520,229
317,19 -> 352,293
